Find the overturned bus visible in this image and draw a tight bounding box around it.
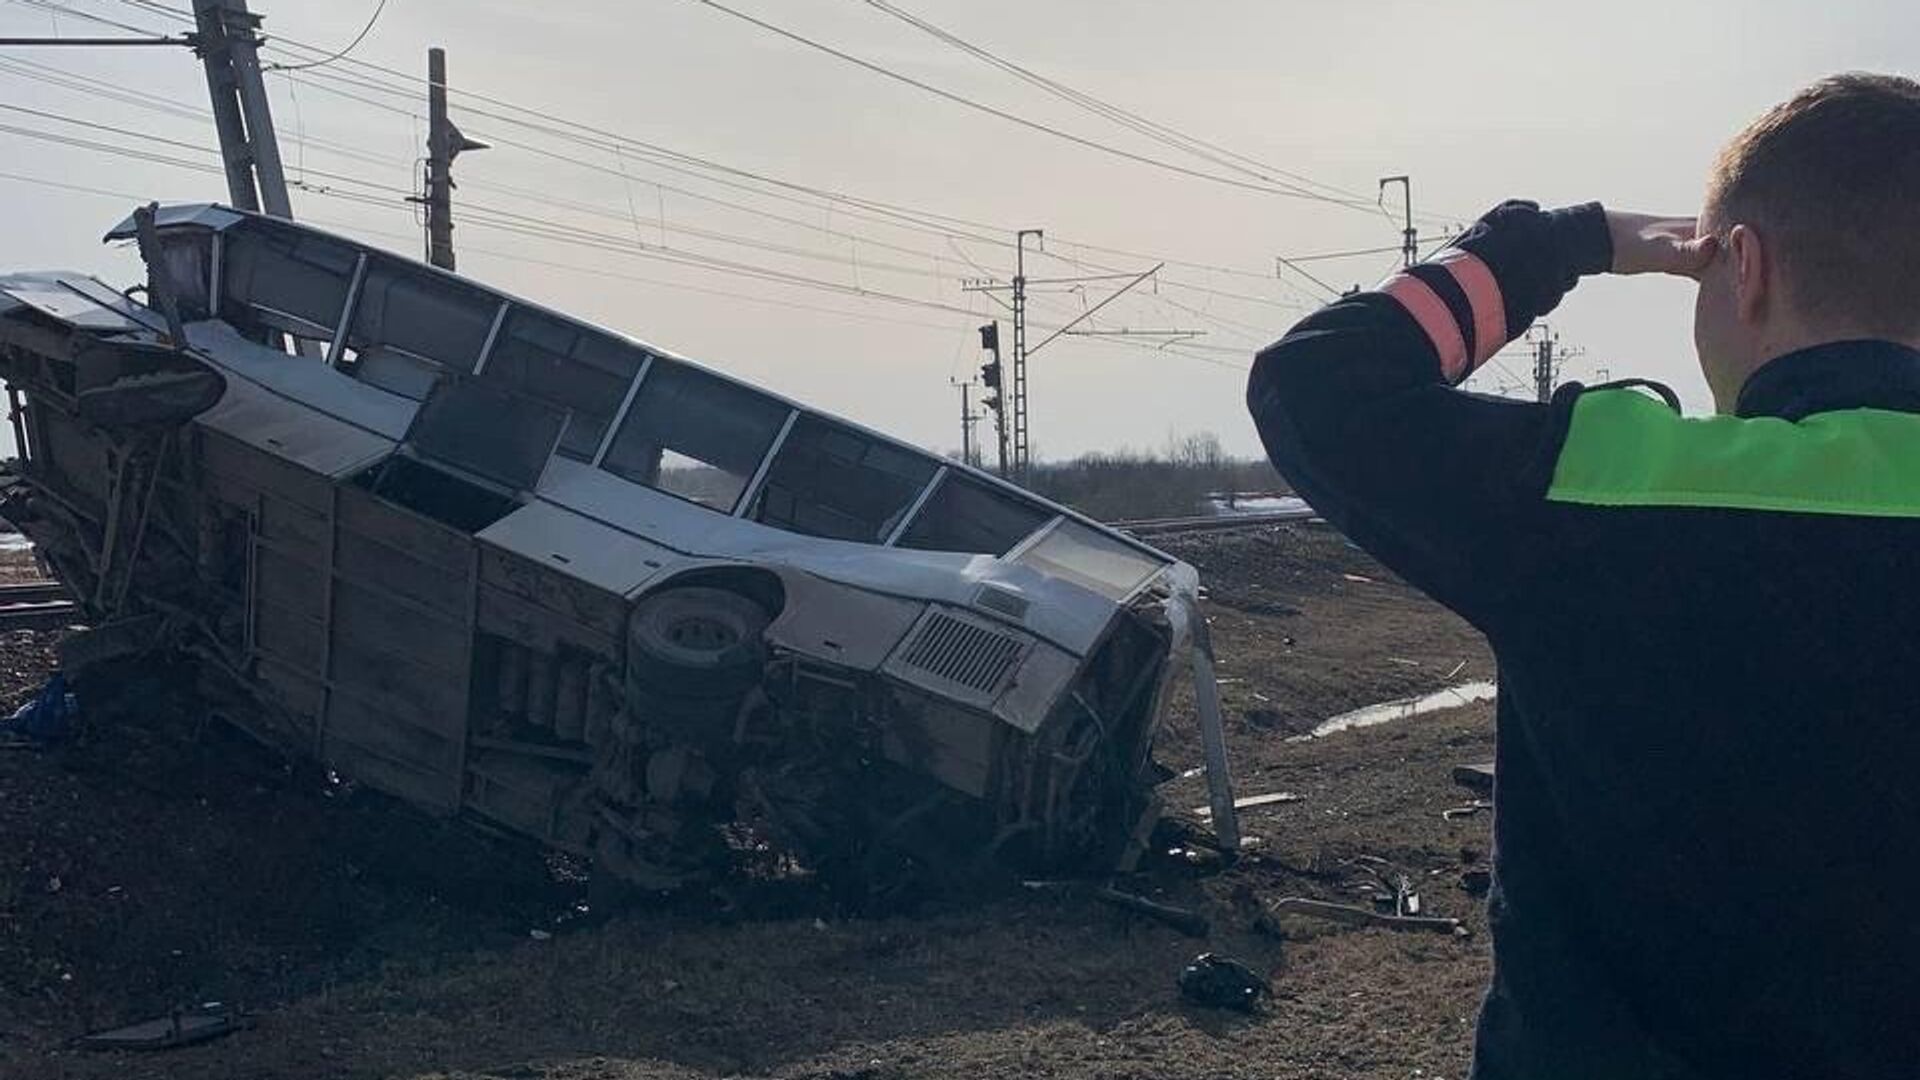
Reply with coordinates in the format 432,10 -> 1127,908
0,204 -> 1225,897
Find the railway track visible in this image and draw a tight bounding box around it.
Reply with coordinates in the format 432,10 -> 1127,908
0,581 -> 78,630
1113,507 -> 1318,537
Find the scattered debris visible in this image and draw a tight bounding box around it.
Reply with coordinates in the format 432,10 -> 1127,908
1164,843 -> 1229,873
1340,573 -> 1375,584
1095,885 -> 1210,938
1452,761 -> 1497,793
1298,681 -> 1499,740
1443,800 -> 1493,821
1177,953 -> 1270,1012
1346,854 -> 1421,917
1386,657 -> 1420,667
1193,791 -> 1302,818
1443,659 -> 1469,680
0,672 -> 77,747
1460,868 -> 1492,896
1262,897 -> 1469,938
78,1004 -> 245,1051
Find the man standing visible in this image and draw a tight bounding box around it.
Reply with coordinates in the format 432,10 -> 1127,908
1247,74 -> 1920,1079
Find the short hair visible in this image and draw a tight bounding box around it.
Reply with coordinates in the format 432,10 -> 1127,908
1706,73 -> 1920,338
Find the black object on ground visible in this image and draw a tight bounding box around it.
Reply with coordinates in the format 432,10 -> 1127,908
1451,761 -> 1496,792
78,1004 -> 245,1051
1095,885 -> 1210,938
1177,952 -> 1270,1012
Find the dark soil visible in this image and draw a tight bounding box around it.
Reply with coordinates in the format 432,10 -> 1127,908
0,525 -> 1500,1080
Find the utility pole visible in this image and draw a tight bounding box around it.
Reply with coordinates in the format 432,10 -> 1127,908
422,47 -> 487,271
1011,228 -> 1041,486
1534,326 -> 1557,403
191,0 -> 293,218
1380,174 -> 1416,268
963,242 -> 1194,485
976,321 -> 1009,477
951,379 -> 981,468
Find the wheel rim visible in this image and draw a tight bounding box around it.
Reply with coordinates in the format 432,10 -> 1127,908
664,614 -> 741,654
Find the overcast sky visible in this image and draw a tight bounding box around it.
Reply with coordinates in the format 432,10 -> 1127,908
1,0 -> 1914,460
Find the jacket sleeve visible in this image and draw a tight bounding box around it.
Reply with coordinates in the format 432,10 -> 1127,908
1245,201 -> 1613,625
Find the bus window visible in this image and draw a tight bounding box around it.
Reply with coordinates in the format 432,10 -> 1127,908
599,359 -> 790,512
746,414 -> 940,543
895,472 -> 1053,556
1013,519 -> 1166,601
482,310 -> 647,461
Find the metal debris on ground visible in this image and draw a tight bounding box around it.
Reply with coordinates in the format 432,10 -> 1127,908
1443,800 -> 1493,821
1094,885 -> 1210,938
1262,897 -> 1470,938
1177,953 -> 1270,1012
1346,854 -> 1422,917
78,1004 -> 245,1051
1192,791 -> 1302,818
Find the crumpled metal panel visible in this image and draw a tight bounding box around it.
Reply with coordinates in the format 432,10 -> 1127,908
184,320 -> 417,440
0,272 -> 160,334
101,203 -> 244,240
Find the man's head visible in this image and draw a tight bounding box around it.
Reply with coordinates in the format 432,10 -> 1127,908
1694,73 -> 1920,411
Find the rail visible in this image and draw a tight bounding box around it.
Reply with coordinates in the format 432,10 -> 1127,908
0,581 -> 78,629
1111,508 -> 1318,537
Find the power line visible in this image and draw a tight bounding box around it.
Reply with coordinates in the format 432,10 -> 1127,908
0,51 -> 1300,331
247,36 -> 1370,314
261,0 -> 389,72
854,0 -> 1397,213
675,0 -> 1386,208
0,33 -> 185,43
111,0 -> 1420,279
1273,242 -> 1407,263
14,5 -> 1300,360
4,0 -> 165,35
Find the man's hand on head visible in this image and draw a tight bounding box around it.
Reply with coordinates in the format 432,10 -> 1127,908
1606,211 -> 1718,278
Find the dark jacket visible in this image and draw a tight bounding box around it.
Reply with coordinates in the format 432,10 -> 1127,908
1247,200 -> 1920,1079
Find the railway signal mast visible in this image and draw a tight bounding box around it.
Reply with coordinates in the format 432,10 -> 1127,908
965,232 -> 1195,487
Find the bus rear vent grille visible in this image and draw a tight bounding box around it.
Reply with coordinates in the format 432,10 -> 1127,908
898,610 -> 1026,695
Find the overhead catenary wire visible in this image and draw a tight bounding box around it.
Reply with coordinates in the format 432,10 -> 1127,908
0,123 -> 1250,381
232,32 -> 1376,316
0,54 -> 1303,330
105,0 -> 1421,288
4,0 -> 166,35
673,0 -> 1389,210
18,3 -> 1313,366
260,0 -> 390,72
853,0 -> 1450,221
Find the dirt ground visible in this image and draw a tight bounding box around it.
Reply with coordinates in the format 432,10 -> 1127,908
0,524 -> 1500,1080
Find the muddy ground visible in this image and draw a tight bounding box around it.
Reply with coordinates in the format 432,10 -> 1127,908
0,524 -> 1498,1080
